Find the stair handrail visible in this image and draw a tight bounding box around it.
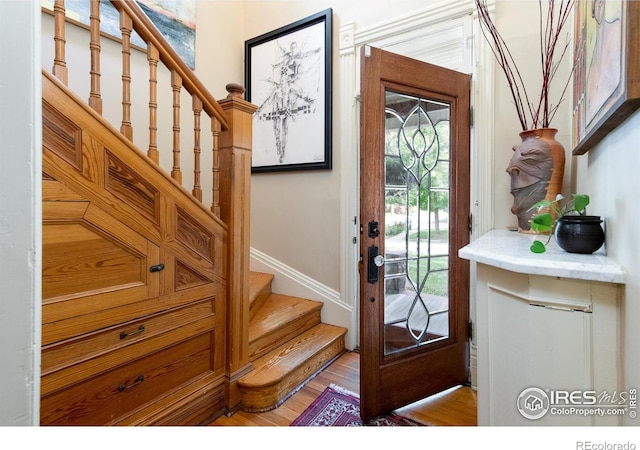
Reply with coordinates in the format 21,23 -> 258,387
108,0 -> 228,130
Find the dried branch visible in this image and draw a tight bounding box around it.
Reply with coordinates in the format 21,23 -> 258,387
475,0 -> 576,130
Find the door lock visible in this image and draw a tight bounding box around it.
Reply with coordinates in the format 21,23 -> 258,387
367,246 -> 384,283
368,220 -> 380,238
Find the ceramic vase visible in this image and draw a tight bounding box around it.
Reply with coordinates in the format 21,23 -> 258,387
506,128 -> 565,232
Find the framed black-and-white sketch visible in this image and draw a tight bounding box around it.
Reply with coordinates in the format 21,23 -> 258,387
245,9 -> 332,173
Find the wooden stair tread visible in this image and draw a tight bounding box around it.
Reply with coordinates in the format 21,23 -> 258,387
239,323 -> 347,389
249,294 -> 322,342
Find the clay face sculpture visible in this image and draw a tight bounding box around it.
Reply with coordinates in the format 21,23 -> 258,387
506,136 -> 554,231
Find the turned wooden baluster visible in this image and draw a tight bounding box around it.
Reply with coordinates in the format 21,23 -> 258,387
192,96 -> 203,201
147,43 -> 160,164
120,10 -> 133,140
52,0 -> 68,85
171,70 -> 183,184
211,118 -> 221,217
88,0 -> 102,114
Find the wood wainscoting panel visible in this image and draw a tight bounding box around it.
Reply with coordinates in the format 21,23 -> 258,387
42,173 -> 85,201
176,206 -> 214,263
175,260 -> 211,291
42,71 -> 229,424
105,150 -> 161,226
43,99 -> 82,171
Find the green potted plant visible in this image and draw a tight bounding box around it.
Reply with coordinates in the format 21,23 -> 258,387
528,194 -> 605,254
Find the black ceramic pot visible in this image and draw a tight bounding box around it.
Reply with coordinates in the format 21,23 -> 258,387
554,215 -> 605,254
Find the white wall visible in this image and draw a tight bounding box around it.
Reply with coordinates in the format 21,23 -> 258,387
575,110 -> 640,426
0,0 -> 41,426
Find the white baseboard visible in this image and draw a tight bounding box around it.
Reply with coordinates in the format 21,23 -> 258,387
249,247 -> 356,349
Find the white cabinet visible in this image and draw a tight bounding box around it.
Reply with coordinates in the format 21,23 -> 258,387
460,230 -> 624,426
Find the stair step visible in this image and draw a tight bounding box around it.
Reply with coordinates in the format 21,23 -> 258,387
249,294 -> 322,360
249,272 -> 274,320
238,323 -> 347,411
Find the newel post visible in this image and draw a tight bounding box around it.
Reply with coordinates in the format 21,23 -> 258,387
218,83 -> 257,412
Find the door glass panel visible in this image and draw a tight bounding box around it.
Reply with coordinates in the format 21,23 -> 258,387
383,90 -> 450,355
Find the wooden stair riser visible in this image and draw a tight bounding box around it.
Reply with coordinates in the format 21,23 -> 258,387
249,310 -> 321,361
239,333 -> 346,412
249,272 -> 274,321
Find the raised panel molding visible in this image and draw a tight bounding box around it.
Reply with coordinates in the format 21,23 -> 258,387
105,150 -> 160,225
43,99 -> 83,171
175,260 -> 211,291
176,206 -> 214,263
42,221 -> 146,300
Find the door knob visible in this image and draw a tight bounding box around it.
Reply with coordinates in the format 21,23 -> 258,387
373,254 -> 385,267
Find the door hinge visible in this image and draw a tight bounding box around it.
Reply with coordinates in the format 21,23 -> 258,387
468,320 -> 473,339
469,106 -> 474,127
468,213 -> 473,233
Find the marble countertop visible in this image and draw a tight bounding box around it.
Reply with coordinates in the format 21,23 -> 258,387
458,229 -> 625,284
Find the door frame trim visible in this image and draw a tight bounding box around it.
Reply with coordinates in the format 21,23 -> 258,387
338,0 -> 495,350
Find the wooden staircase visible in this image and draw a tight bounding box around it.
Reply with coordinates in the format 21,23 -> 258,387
238,272 -> 347,411
40,0 -> 347,421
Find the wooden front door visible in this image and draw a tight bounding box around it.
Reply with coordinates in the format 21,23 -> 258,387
359,45 -> 471,421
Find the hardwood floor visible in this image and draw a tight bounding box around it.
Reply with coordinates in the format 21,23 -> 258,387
210,350 -> 477,426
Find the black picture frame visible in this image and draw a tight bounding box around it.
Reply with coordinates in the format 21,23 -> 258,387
245,9 -> 332,173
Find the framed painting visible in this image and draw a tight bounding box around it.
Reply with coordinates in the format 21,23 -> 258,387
572,0 -> 640,155
41,0 -> 196,69
245,9 -> 332,173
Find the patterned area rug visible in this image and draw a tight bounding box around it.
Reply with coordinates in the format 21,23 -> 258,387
290,384 -> 423,426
